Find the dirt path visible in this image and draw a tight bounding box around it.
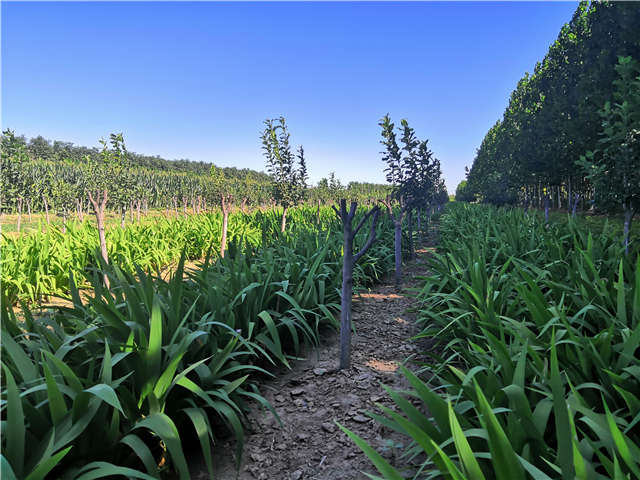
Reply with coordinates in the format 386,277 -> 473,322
197,239 -> 436,480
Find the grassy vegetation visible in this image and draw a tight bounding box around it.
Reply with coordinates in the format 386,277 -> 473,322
1,206 -> 395,479
0,207 -> 357,304
345,203 -> 640,479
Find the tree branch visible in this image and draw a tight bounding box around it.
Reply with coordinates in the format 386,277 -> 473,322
354,207 -> 380,264
353,205 -> 378,237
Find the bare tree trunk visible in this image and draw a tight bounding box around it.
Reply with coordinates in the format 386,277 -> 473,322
173,197 -> 178,218
544,194 -> 550,224
220,195 -> 231,258
382,199 -> 405,288
281,206 -> 288,233
407,208 -> 414,260
88,190 -> 110,288
183,197 -> 187,217
144,199 -> 148,216
572,193 -> 580,217
333,200 -> 380,370
43,195 -> 50,228
16,197 -> 23,233
137,200 -> 141,222
120,207 -> 126,229
62,209 -> 67,234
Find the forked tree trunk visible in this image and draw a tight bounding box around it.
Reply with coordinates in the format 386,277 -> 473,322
281,206 -> 288,233
88,190 -> 110,288
16,197 -> 23,233
333,200 -> 380,370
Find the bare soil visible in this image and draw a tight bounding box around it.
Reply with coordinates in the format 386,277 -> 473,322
192,239 -> 437,480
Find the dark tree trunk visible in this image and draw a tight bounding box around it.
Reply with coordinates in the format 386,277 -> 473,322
333,200 -> 380,370
571,193 -> 580,217
544,194 -> 550,223
407,209 -> 414,260
382,198 -> 406,288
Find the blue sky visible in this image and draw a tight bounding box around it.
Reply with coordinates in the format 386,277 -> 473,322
2,1 -> 578,191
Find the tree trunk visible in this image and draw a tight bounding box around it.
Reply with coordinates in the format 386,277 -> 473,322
340,219 -> 354,370
417,209 -> 421,235
88,190 -> 110,288
394,220 -> 402,286
173,197 -> 178,218
144,199 -> 148,216
571,194 -> 579,217
281,206 -> 288,233
317,199 -> 321,224
544,194 -> 550,223
407,209 -> 414,260
43,195 -> 50,228
62,209 -> 67,234
16,197 -> 23,233
220,195 -> 230,258
120,207 -> 126,229
27,199 -> 32,222
335,200 -> 380,370
137,200 -> 141,222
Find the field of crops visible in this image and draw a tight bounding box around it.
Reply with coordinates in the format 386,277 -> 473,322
345,203 -> 640,479
1,207 -> 351,304
0,206 -> 397,479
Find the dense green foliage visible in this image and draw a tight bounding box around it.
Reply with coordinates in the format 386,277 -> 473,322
0,131 -> 390,224
465,2 -> 640,211
1,206 -> 395,479
348,203 -> 640,479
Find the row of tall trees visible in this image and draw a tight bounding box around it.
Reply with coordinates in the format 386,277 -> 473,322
379,114 -> 448,285
464,1 -> 639,218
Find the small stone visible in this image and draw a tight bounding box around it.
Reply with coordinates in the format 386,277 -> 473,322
290,388 -> 305,396
250,453 -> 266,463
274,395 -> 285,403
353,415 -> 370,423
297,433 -> 310,441
321,422 -> 336,433
291,470 -> 303,480
370,395 -> 383,402
313,368 -> 328,376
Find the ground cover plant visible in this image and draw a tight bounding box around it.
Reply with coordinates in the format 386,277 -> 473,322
0,205 -> 395,479
345,203 -> 640,479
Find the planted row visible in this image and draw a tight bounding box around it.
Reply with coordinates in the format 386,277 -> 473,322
1,207 -> 395,478
348,203 -> 640,479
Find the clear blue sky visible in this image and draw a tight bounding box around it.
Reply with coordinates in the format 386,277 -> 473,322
2,1 -> 578,191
